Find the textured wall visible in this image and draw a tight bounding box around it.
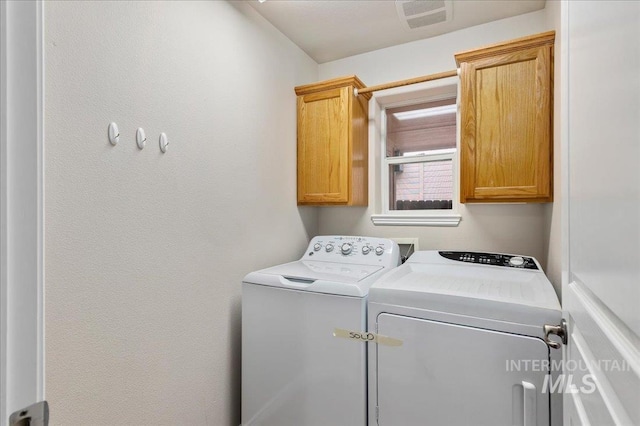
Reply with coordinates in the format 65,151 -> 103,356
44,1 -> 317,424
317,10 -> 560,294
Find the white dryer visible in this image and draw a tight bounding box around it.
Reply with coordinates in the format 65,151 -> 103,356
367,251 -> 563,426
242,236 -> 400,426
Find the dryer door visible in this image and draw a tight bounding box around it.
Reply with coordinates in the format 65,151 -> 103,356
375,313 -> 551,426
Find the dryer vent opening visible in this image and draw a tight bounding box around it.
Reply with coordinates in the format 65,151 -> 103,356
395,0 -> 452,29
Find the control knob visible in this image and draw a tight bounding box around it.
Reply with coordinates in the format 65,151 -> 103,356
325,243 -> 334,253
340,243 -> 353,255
362,246 -> 371,255
375,246 -> 385,256
313,243 -> 322,252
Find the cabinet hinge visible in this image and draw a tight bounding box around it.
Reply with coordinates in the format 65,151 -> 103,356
543,318 -> 567,349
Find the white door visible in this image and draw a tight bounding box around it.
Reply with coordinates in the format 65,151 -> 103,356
562,1 -> 640,425
376,314 -> 551,426
1,1 -> 45,425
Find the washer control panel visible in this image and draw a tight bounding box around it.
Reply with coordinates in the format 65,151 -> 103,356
438,251 -> 539,270
304,236 -> 401,267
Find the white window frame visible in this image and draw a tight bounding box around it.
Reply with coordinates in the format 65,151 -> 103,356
371,82 -> 461,227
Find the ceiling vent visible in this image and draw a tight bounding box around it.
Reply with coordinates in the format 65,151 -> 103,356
395,0 -> 453,30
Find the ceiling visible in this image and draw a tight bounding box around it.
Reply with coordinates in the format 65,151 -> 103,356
247,0 -> 546,63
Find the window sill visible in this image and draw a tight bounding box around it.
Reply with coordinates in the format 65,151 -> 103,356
371,213 -> 461,227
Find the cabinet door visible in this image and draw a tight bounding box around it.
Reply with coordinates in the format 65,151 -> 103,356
459,45 -> 552,202
297,87 -> 350,204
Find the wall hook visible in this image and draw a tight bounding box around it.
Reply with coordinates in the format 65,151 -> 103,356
136,128 -> 146,149
159,133 -> 169,153
108,122 -> 120,145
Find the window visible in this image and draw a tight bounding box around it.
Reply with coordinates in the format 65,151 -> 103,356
372,92 -> 461,226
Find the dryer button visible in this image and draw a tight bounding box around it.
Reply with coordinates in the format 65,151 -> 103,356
509,256 -> 525,267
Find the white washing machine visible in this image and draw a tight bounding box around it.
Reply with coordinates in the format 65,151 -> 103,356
367,251 -> 563,426
242,236 -> 400,426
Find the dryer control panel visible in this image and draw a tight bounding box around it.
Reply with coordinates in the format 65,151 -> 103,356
438,251 -> 539,270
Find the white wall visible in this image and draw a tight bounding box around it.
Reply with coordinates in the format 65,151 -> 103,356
44,1 -> 317,424
316,10 -> 561,293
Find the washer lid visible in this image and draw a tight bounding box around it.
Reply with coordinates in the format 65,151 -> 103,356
243,260 -> 386,297
261,260 -> 384,283
369,251 -> 561,326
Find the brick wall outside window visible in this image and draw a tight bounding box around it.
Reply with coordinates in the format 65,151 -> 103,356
394,160 -> 453,201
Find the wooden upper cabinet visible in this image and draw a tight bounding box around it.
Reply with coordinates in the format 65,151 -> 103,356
295,76 -> 371,206
455,31 -> 555,203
